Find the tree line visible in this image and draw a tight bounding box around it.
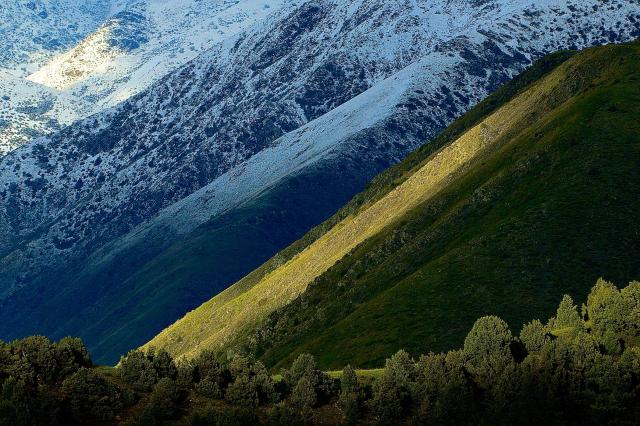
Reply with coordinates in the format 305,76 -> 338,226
1,278 -> 639,425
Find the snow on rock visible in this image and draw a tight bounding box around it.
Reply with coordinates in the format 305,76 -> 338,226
0,0 -> 112,75
29,0 -> 288,109
1,0 -> 287,155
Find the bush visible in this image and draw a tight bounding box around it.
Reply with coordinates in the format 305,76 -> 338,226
61,367 -> 123,422
196,373 -> 224,398
282,353 -> 332,401
414,350 -> 476,424
175,360 -> 195,390
124,378 -> 181,425
226,375 -> 259,407
340,365 -> 358,395
266,404 -> 307,426
369,350 -> 416,423
283,354 -> 318,388
587,279 -> 624,335
151,349 -> 177,380
555,295 -> 583,329
148,378 -> 180,418
225,356 -> 278,407
118,350 -> 159,391
189,406 -> 259,426
7,336 -> 59,384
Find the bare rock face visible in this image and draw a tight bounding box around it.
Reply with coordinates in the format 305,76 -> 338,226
0,0 -> 639,363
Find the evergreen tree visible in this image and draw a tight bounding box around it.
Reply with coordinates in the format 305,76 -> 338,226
339,365 -> 360,425
519,319 -> 549,353
290,377 -> 316,410
555,294 -> 583,329
463,316 -> 514,388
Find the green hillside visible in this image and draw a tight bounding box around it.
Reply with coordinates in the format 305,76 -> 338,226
145,41 -> 640,370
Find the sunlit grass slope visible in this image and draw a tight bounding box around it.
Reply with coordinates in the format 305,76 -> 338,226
145,42 -> 640,368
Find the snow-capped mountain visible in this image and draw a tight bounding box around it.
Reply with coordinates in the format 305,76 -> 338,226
1,0 -> 638,363
0,71 -> 90,154
0,0 -> 112,75
27,0 -> 286,108
0,0 -> 113,154
0,0 -> 287,155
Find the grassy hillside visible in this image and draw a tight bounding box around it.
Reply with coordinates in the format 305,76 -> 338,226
145,41 -> 640,369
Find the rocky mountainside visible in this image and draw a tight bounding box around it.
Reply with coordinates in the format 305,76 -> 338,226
0,0 -> 111,74
1,0 -> 639,364
0,0 -> 286,155
0,71 -> 89,154
0,0 -> 111,153
27,0 -> 286,108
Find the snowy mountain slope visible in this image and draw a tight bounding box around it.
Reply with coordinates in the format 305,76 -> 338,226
0,0 -> 112,75
0,0 -> 287,155
0,0 -> 113,155
28,0 -> 288,109
0,0 -> 638,363
0,72 -> 89,155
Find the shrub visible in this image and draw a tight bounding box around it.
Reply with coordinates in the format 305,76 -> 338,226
225,357 -> 277,407
282,353 -> 332,401
369,350 -> 416,423
196,373 -> 224,399
119,350 -> 159,390
8,336 -> 59,384
56,337 -> 91,378
620,281 -> 640,335
587,279 -> 624,335
189,406 -> 259,426
282,353 -> 317,388
61,367 -> 123,422
339,365 -> 360,424
148,378 -> 180,418
226,375 -> 258,407
175,360 -> 195,390
266,404 -> 307,426
290,377 -> 316,410
340,365 -> 358,395
555,295 -> 583,329
151,349 -> 177,380
124,377 -> 181,425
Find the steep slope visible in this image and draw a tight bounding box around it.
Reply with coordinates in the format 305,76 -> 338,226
1,0 -> 639,364
0,71 -> 89,154
0,0 -> 111,154
145,41 -> 640,369
0,0 -> 111,75
27,0 -> 287,108
1,0 -> 287,154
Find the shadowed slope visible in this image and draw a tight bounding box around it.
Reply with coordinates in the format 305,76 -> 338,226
145,43 -> 640,365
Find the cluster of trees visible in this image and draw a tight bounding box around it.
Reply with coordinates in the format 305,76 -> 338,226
362,279 -> 640,425
119,348 -> 340,425
0,335 -> 129,425
1,278 -> 639,425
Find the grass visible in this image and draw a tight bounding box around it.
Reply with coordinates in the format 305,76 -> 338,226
146,42 -> 640,369
248,42 -> 640,369
327,369 -> 384,380
143,48 -> 576,362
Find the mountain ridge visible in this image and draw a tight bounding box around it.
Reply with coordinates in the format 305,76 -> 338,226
1,0 -> 639,364
144,40 -> 640,369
